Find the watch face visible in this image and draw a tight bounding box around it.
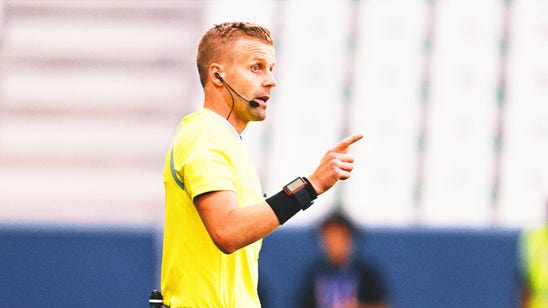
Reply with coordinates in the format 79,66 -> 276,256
287,177 -> 306,192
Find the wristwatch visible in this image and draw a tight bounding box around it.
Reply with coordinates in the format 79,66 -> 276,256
283,177 -> 316,210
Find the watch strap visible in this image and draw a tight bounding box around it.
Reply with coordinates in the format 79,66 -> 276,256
293,187 -> 314,210
288,177 -> 317,210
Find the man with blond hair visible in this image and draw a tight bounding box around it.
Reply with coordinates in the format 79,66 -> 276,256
161,21 -> 363,307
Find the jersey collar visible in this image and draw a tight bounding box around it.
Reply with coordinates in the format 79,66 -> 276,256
203,108 -> 242,141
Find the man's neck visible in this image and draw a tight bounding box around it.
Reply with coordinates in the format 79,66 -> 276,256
203,105 -> 247,135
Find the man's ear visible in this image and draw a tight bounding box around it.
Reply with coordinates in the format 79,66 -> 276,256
210,63 -> 224,86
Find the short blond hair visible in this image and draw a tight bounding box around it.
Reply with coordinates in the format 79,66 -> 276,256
196,22 -> 274,87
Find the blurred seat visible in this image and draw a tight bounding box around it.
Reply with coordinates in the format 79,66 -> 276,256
0,1 -> 205,224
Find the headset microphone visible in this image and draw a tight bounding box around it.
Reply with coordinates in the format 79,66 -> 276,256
248,100 -> 260,108
215,72 -> 261,108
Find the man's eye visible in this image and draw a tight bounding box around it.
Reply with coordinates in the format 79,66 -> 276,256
252,65 -> 259,72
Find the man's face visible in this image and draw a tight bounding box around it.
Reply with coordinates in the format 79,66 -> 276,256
223,38 -> 277,122
322,223 -> 353,266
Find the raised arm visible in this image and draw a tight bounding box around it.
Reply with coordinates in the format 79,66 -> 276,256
195,133 -> 364,254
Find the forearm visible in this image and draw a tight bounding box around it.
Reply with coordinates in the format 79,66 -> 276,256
196,191 -> 279,254
220,202 -> 280,253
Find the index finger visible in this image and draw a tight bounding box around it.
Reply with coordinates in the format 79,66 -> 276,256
331,133 -> 364,153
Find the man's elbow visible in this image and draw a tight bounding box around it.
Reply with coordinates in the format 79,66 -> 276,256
215,243 -> 238,255
210,233 -> 239,254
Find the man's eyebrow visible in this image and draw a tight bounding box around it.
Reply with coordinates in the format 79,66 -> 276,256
248,58 -> 276,68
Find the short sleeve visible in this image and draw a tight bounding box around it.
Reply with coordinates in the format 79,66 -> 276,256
183,146 -> 236,200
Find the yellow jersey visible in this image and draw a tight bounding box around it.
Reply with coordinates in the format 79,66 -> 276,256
520,225 -> 548,308
161,108 -> 265,307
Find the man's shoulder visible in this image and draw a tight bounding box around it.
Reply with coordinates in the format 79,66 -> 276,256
184,108 -> 220,124
179,109 -> 226,137
184,109 -> 232,131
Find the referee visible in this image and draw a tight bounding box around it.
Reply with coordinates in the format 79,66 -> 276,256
160,21 -> 363,307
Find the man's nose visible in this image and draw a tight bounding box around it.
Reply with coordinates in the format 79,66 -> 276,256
265,71 -> 277,88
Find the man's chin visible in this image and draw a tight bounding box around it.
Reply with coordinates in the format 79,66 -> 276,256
250,112 -> 267,122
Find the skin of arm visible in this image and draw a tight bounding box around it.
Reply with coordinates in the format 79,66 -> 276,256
195,133 -> 364,254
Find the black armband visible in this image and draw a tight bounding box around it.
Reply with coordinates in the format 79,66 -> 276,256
301,177 -> 319,201
265,190 -> 301,225
266,177 -> 318,225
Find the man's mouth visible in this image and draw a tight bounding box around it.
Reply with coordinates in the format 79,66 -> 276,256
254,96 -> 270,104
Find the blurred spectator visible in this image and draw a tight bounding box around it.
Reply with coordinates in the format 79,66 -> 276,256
518,199 -> 548,308
301,210 -> 388,308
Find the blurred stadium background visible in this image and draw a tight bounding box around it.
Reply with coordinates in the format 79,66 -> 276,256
0,0 -> 546,307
